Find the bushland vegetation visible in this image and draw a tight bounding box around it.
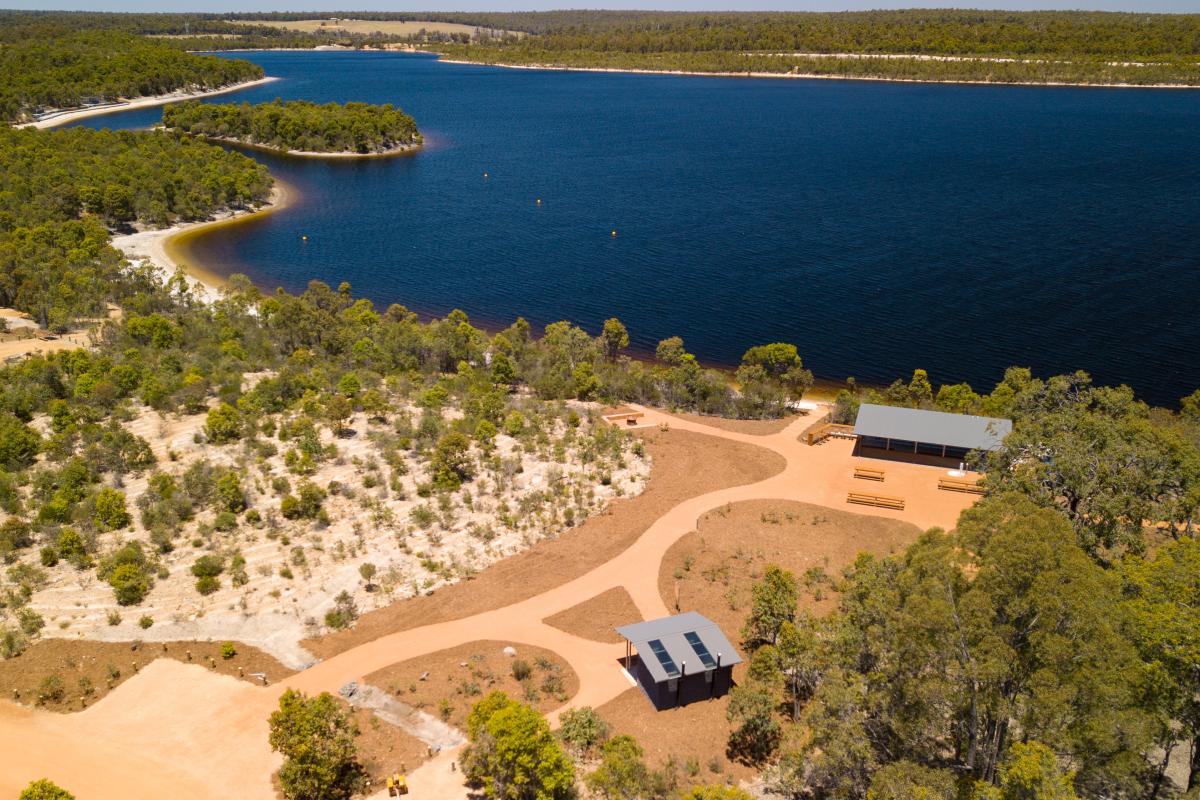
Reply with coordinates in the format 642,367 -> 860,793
0,125 -> 271,328
0,29 -> 262,122
725,490 -> 1200,798
164,99 -> 421,154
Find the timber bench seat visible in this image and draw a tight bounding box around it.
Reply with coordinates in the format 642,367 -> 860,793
853,467 -> 885,481
806,423 -> 856,445
847,492 -> 905,510
938,477 -> 984,495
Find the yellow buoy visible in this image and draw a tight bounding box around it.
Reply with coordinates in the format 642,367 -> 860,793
301,235 -> 308,241
611,230 -> 618,237
536,198 -> 542,205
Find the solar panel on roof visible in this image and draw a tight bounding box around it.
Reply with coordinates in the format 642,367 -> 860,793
684,631 -> 717,669
646,639 -> 680,678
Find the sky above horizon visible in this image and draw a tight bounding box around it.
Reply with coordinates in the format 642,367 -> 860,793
5,0 -> 1200,13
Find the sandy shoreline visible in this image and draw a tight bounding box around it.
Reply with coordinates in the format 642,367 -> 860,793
22,77 -> 279,130
182,132 -> 422,159
436,56 -> 1200,90
111,179 -> 294,302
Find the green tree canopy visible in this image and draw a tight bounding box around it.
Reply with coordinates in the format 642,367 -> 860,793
741,564 -> 798,647
771,494 -> 1153,798
268,689 -> 365,800
460,692 -> 575,800
0,413 -> 40,470
981,373 -> 1200,561
18,779 -> 75,800
599,317 -> 629,361
971,742 -> 1079,800
867,760 -> 957,800
585,734 -> 657,800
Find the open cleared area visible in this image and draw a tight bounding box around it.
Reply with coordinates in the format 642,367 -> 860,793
542,586 -> 640,644
363,640 -> 578,730
660,499 -> 923,628
596,684 -> 758,782
229,19 -> 522,38
349,705 -> 440,784
0,637 -> 292,711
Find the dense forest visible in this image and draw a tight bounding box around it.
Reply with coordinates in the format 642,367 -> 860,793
0,126 -> 271,327
430,10 -> 1200,85
440,9 -> 1200,57
3,10 -> 1200,85
436,46 -> 1200,86
724,489 -> 1200,799
163,99 -> 421,154
0,29 -> 263,123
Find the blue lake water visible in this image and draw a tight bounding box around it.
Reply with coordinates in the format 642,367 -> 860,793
75,50 -> 1200,406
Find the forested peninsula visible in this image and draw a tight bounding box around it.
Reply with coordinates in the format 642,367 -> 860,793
163,99 -> 421,155
431,10 -> 1200,87
0,29 -> 263,123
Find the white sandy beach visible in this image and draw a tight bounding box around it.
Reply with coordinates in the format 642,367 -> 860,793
190,133 -> 422,159
22,76 -> 279,130
110,181 -> 292,302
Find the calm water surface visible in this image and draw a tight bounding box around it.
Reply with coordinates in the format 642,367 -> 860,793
77,51 -> 1200,406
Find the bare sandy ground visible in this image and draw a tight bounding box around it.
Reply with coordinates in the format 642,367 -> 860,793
22,77 -> 279,130
0,407 -> 983,798
0,306 -> 121,362
0,331 -> 91,362
234,18 -> 522,39
110,180 -> 293,302
0,309 -> 38,331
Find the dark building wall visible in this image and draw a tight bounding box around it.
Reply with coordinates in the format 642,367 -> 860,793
859,435 -> 972,462
631,657 -> 735,710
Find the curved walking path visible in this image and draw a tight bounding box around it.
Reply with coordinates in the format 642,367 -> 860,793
0,406 -> 978,799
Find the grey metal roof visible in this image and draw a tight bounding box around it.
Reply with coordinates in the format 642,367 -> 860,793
854,403 -> 1012,451
616,612 -> 742,684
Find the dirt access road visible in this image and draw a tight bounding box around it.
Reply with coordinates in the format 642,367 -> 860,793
0,406 -> 978,798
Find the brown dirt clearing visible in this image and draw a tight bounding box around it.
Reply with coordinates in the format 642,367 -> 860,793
664,411 -> 802,436
350,705 -> 432,788
660,499 -> 923,633
0,638 -> 293,712
364,640 -> 578,732
595,686 -> 757,784
542,586 -> 641,644
232,19 -> 522,37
